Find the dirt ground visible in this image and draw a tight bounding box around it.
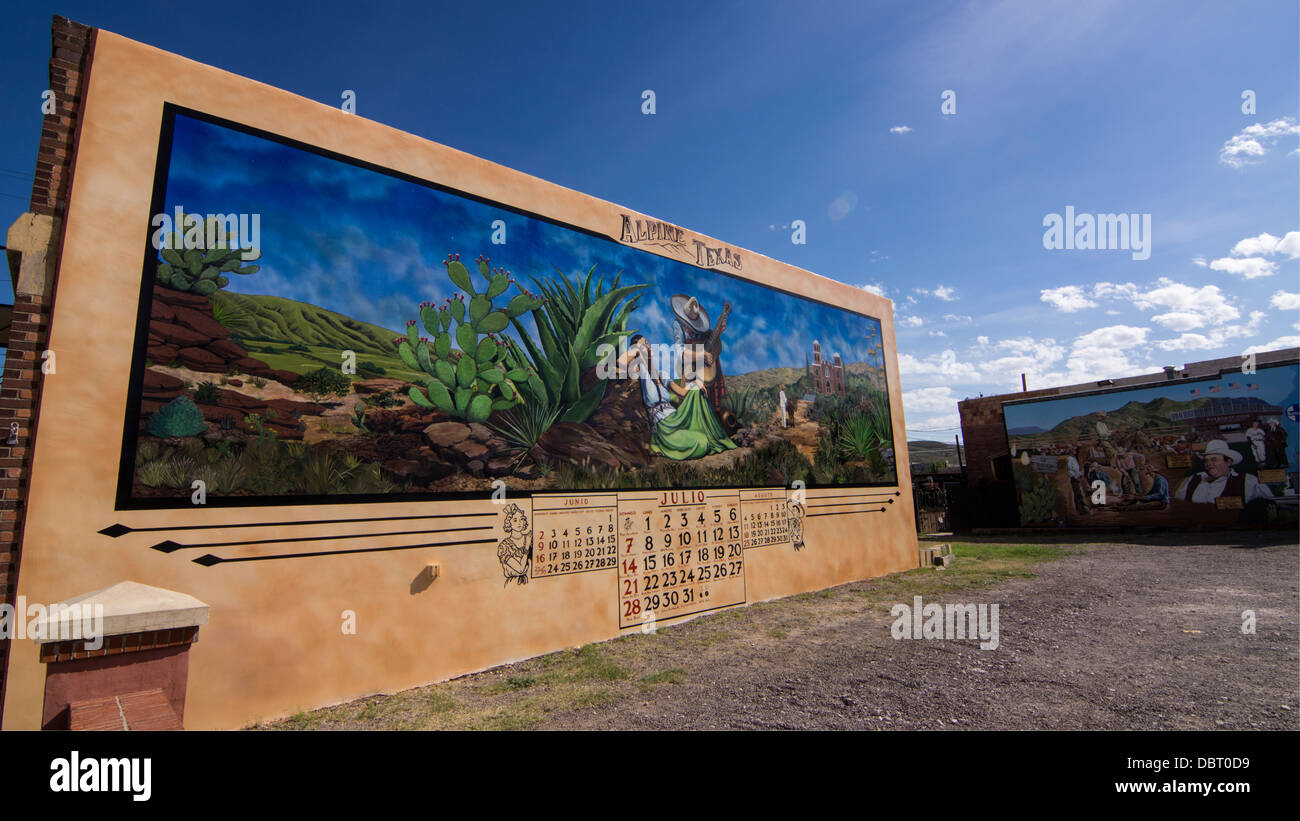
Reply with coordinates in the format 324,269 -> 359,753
262,531 -> 1298,731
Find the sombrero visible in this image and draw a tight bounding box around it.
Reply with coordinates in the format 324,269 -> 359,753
670,294 -> 711,336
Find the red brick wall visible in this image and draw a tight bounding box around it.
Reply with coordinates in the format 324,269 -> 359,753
959,388 -> 1060,485
0,16 -> 94,722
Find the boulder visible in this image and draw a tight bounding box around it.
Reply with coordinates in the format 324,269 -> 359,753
170,305 -> 230,340
152,285 -> 215,308
177,347 -> 226,372
208,339 -> 248,360
152,321 -> 211,348
150,300 -> 175,322
264,369 -> 301,386
141,369 -> 185,393
424,421 -> 471,448
232,357 -> 271,373
146,344 -> 179,363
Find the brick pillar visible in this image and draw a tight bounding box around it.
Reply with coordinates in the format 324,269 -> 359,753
0,16 -> 95,722
37,581 -> 209,730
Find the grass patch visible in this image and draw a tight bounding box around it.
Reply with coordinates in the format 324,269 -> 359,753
640,668 -> 686,691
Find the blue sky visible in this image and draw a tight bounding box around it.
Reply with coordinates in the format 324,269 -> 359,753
1,0 -> 1297,440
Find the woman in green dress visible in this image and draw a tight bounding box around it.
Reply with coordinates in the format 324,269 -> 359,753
650,348 -> 737,461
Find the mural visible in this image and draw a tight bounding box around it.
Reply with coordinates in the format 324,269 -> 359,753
1004,363 -> 1300,527
119,109 -> 896,506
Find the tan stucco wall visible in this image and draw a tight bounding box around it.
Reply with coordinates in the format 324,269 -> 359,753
3,30 -> 916,729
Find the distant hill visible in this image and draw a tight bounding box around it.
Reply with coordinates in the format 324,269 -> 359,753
1007,425 -> 1047,435
1042,395 -> 1211,439
907,439 -> 964,465
728,361 -> 885,394
211,291 -> 403,356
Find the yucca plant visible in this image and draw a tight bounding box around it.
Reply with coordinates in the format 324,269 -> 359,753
505,265 -> 645,424
489,401 -> 563,470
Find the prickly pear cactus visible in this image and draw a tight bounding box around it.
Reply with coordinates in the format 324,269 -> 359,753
395,255 -> 545,423
1018,475 -> 1059,525
155,211 -> 261,296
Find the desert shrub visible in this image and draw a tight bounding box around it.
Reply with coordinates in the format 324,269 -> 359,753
192,381 -> 221,404
288,343 -> 311,353
358,360 -> 386,375
147,396 -> 207,438
296,367 -> 352,400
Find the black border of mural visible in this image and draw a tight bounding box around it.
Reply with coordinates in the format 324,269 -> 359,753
999,360 -> 1299,443
114,103 -> 899,510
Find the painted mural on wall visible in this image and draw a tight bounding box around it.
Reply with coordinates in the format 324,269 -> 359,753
1003,363 -> 1300,527
119,108 -> 896,507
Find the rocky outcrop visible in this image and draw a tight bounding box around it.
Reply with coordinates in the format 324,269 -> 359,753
146,286 -> 299,385
139,371 -> 325,441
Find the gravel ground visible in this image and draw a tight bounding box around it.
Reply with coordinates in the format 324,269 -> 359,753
537,532 -> 1299,730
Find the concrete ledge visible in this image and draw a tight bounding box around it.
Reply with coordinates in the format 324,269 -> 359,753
39,581 -> 209,638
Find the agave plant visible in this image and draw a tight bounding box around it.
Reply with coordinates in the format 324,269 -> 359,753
505,265 -> 646,424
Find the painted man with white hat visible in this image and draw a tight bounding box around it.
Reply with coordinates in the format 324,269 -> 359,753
1174,439 -> 1274,504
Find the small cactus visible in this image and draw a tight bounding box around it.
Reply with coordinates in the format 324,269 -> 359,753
155,211 -> 260,296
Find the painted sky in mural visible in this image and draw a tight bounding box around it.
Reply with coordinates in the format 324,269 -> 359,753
162,114 -> 884,377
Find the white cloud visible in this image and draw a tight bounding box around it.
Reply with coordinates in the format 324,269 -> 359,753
1244,336 -> 1300,354
1149,311 -> 1205,331
1133,278 -> 1239,325
862,282 -> 887,297
902,386 -> 959,413
1209,257 -> 1277,279
932,285 -> 957,301
903,315 -> 924,327
1091,281 -> 1139,301
897,350 -> 981,382
1064,325 -> 1151,382
890,125 -> 913,135
1228,230 -> 1300,259
929,330 -> 947,337
976,335 -> 989,346
1192,256 -> 1207,267
1269,290 -> 1300,310
942,313 -> 972,323
1040,285 -> 1097,313
1219,118 -> 1300,168
1152,310 -> 1265,352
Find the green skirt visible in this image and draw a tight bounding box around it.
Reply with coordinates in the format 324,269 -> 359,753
650,387 -> 737,461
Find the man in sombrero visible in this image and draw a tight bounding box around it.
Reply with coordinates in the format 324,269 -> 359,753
670,293 -> 731,426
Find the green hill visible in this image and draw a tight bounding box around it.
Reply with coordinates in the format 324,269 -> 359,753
1044,395 -> 1211,439
211,291 -> 402,356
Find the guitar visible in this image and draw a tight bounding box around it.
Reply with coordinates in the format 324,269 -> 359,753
687,302 -> 730,384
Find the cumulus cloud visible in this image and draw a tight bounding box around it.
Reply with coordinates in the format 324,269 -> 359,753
1153,310 -> 1265,352
1065,325 -> 1151,382
903,315 -> 924,327
1245,335 -> 1300,353
1040,285 -> 1098,313
897,350 -> 980,382
1134,278 -> 1239,327
890,125 -> 913,135
976,335 -> 989,346
1209,257 -> 1277,279
861,282 -> 887,297
1219,118 -> 1300,168
1269,290 -> 1300,310
932,285 -> 957,301
1230,231 -> 1300,258
902,386 -> 959,414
